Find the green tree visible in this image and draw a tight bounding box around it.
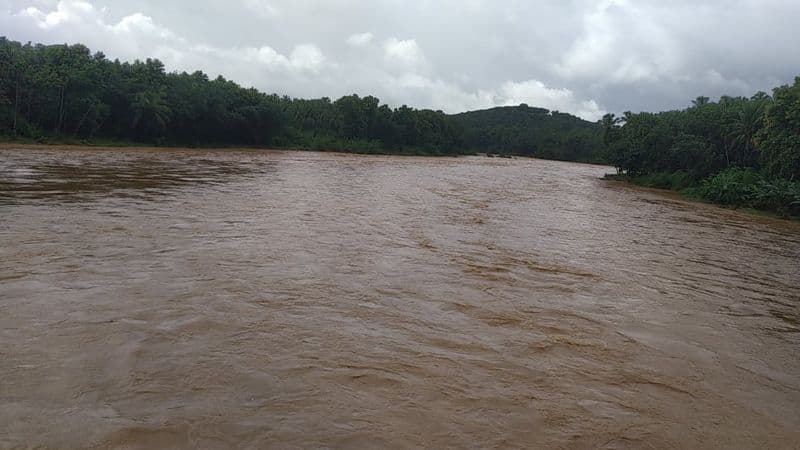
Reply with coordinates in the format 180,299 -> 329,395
131,88 -> 171,142
758,77 -> 800,180
725,100 -> 765,167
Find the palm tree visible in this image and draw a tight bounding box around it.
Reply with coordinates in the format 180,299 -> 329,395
726,101 -> 764,167
599,113 -> 622,147
691,96 -> 710,108
131,88 -> 171,141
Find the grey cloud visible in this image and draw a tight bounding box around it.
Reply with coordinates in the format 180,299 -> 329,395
2,0 -> 798,120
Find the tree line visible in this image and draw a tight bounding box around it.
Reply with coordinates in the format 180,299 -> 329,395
602,79 -> 800,216
0,38 -> 603,160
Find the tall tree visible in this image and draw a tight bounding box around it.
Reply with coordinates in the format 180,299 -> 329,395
131,88 -> 171,142
758,77 -> 800,180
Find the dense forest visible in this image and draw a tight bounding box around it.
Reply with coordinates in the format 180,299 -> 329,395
452,106 -> 601,162
0,38 -> 602,161
602,79 -> 800,216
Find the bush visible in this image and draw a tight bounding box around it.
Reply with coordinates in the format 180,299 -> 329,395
699,168 -> 761,205
636,171 -> 695,190
750,178 -> 800,215
699,168 -> 800,216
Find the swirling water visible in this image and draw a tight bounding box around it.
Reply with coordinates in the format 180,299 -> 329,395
1,147 -> 799,448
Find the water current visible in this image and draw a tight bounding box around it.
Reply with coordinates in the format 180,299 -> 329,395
1,147 -> 799,448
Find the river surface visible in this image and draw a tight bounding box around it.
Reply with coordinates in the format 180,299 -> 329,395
1,146 -> 799,449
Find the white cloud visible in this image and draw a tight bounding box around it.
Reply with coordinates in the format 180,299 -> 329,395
383,38 -> 425,67
243,0 -> 279,19
20,0 -> 94,29
240,46 -> 289,67
288,44 -> 325,72
379,74 -> 605,120
554,0 -> 682,84
499,80 -> 605,120
109,13 -> 181,42
382,73 -> 490,111
346,32 -> 373,47
201,43 -> 325,74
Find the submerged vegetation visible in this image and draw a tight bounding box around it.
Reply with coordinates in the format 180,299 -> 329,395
603,78 -> 800,217
0,37 -> 601,160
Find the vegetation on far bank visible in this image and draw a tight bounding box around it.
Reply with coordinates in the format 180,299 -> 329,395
0,37 -> 602,161
601,78 -> 800,218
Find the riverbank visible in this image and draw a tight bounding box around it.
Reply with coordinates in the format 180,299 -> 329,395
0,137 -> 473,157
604,170 -> 800,220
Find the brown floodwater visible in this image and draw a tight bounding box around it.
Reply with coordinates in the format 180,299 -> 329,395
1,146 -> 799,449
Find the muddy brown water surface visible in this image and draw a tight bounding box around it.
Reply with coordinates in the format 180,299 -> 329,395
1,146 -> 799,449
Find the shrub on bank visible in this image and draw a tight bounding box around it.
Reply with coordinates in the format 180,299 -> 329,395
635,171 -> 695,190
699,168 -> 800,216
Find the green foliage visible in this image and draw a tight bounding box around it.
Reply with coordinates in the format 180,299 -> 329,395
603,78 -> 800,216
699,168 -> 800,216
699,168 -> 764,205
451,105 -> 603,162
634,171 -> 694,191
131,88 -> 171,141
667,134 -> 716,179
0,37 -> 603,161
725,100 -> 764,167
758,77 -> 800,180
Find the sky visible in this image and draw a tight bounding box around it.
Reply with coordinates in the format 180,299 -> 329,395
2,0 -> 799,121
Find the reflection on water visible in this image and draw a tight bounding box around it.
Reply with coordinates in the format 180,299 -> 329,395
1,146 -> 799,448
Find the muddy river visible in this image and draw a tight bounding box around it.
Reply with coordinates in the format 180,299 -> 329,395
1,146 -> 799,448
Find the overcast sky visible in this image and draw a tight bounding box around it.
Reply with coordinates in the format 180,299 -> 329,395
2,0 -> 799,120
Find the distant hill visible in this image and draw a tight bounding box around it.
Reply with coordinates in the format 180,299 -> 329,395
450,105 -> 603,162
